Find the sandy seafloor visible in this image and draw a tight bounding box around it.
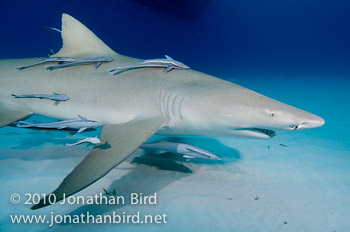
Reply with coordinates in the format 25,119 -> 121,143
0,72 -> 349,232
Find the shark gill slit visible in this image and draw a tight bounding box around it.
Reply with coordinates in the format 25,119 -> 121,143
177,95 -> 185,128
160,91 -> 185,129
170,94 -> 179,123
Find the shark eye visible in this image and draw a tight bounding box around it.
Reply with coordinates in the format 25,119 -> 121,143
266,110 -> 277,117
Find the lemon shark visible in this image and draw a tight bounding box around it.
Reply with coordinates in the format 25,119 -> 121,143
0,14 -> 324,209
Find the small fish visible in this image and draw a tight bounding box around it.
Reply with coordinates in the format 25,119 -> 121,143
66,136 -> 101,146
14,115 -> 103,133
48,49 -> 55,57
140,141 -> 221,160
279,143 -> 288,147
17,57 -> 76,70
11,92 -> 70,105
108,55 -> 189,74
46,56 -> 114,71
103,188 -> 116,196
44,27 -> 59,56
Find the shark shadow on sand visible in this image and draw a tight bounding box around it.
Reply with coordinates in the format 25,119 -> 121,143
60,137 -> 240,222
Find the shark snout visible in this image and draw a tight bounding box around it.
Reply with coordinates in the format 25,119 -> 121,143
295,115 -> 325,130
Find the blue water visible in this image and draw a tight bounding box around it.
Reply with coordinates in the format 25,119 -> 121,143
0,1 -> 349,231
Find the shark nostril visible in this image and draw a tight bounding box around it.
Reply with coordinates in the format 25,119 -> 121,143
297,118 -> 325,130
267,111 -> 277,117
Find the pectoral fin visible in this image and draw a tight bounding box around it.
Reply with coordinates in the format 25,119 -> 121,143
0,102 -> 32,127
54,101 -> 60,106
77,127 -> 87,133
94,62 -> 102,68
153,150 -> 168,155
183,155 -> 195,159
31,116 -> 165,209
164,65 -> 174,72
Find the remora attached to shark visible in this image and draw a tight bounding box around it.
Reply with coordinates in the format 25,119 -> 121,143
46,56 -> 114,71
17,57 -> 76,70
14,115 -> 103,133
0,14 -> 324,209
18,56 -> 114,71
11,92 -> 70,105
108,55 -> 189,74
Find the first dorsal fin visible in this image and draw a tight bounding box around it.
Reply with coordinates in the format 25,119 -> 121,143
52,14 -> 117,58
77,115 -> 87,121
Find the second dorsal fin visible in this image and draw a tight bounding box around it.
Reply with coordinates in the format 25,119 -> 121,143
52,13 -> 117,58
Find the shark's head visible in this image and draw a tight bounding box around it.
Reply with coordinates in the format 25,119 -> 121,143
181,81 -> 325,139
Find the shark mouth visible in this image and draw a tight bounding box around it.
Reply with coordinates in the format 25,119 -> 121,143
250,128 -> 276,138
235,128 -> 276,138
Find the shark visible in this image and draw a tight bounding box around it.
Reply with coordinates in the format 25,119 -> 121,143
11,92 -> 70,105
14,115 -> 103,133
108,55 -> 189,74
0,14 -> 324,209
141,141 -> 221,160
